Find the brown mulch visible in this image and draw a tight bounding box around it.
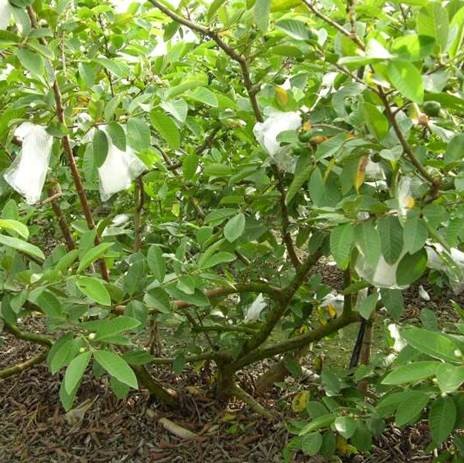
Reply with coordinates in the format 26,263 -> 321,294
1,264 -> 459,463
0,326 -> 435,463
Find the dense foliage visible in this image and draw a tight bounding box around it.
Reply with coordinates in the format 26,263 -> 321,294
1,0 -> 464,460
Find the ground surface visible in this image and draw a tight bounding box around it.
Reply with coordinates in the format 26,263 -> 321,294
1,266 -> 461,462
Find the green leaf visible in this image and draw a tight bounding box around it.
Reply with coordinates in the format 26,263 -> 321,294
0,219 -> 29,239
150,110 -> 180,149
299,414 -> 335,435
78,62 -> 97,87
59,375 -> 80,411
276,19 -> 311,40
403,215 -> 428,253
147,244 -> 166,282
187,87 -> 218,107
36,289 -> 63,318
207,0 -> 227,20
417,2 -> 449,51
160,99 -> 188,123
91,316 -> 141,341
445,134 -> 464,164
429,397 -> 456,446
76,276 -> 111,306
355,221 -> 381,268
286,157 -> 311,205
94,350 -> 138,389
301,432 -> 323,456
199,251 -> 236,269
255,0 -> 271,32
0,234 -> 45,260
330,223 -> 355,270
123,350 -> 154,366
55,249 -> 79,273
9,0 -> 34,7
356,293 -> 378,320
387,60 -> 424,103
64,351 -> 91,394
182,154 -> 199,180
382,361 -> 440,385
94,57 -> 129,78
47,334 -> 79,374
127,118 -> 151,152
448,6 -> 464,57
93,129 -> 109,168
380,288 -> 404,320
17,48 -> 44,78
378,216 -> 403,264
395,391 -> 430,426
402,326 -> 462,363
110,376 -> 130,399
107,122 -> 126,151
77,242 -> 113,273
334,416 -> 357,439
362,102 -> 389,139
396,249 -> 427,286
224,213 -> 245,242
436,364 -> 464,393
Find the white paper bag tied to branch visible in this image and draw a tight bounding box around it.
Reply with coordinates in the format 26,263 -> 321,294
98,127 -> 147,201
0,0 -> 14,30
253,111 -> 301,172
4,123 -> 53,205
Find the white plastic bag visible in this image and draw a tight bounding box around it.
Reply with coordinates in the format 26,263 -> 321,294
0,0 -> 13,30
253,111 -> 301,172
355,253 -> 406,289
244,293 -> 267,322
253,111 -> 301,156
426,244 -> 464,294
397,176 -> 415,216
4,123 -> 53,204
98,127 -> 147,201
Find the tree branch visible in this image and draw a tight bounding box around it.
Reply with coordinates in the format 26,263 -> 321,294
302,0 -> 441,196
5,323 -> 53,347
26,6 -> 109,282
302,0 -> 364,49
148,0 -> 262,121
272,165 -> 301,269
0,350 -> 48,379
233,311 -> 360,369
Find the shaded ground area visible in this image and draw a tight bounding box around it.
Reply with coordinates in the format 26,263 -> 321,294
0,338 -> 432,463
1,265 -> 461,462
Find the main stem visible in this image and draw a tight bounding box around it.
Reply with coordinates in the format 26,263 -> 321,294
26,6 -> 110,282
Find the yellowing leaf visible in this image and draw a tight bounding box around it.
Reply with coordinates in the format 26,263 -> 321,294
303,120 -> 312,131
292,390 -> 310,412
275,86 -> 289,106
327,303 -> 337,319
355,156 -> 368,192
405,196 -> 415,209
